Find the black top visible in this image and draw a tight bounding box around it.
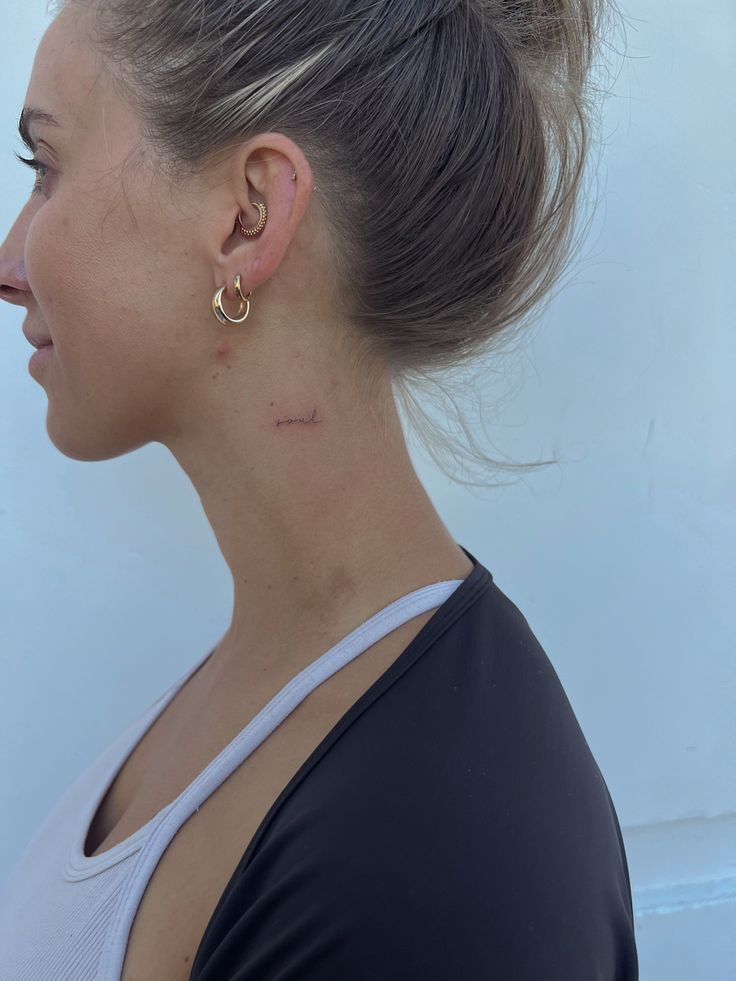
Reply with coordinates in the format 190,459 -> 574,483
189,544 -> 638,980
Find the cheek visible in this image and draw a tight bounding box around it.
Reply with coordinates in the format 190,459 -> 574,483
25,208 -> 90,322
23,182 -> 203,379
25,197 -> 139,358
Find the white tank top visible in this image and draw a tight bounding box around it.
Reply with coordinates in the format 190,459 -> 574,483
0,578 -> 464,980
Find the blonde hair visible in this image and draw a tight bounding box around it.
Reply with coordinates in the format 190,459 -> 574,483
52,0 -> 623,493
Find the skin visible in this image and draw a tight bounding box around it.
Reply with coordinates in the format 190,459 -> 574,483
0,7 -> 473,711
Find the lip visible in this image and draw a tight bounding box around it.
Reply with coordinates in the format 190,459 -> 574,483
28,342 -> 55,374
23,326 -> 53,349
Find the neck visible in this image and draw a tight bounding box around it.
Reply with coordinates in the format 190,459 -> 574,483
163,348 -> 472,691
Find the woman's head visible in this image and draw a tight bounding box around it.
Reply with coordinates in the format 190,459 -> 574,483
0,0 -> 614,477
0,3 -> 332,462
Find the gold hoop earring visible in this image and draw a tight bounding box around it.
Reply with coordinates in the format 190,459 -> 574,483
238,201 -> 267,237
234,274 -> 251,305
212,274 -> 251,326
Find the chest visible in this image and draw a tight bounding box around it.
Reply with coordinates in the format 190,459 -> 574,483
94,611 -> 438,981
118,695 -> 340,981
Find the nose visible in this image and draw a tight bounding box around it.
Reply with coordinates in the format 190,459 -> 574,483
0,283 -> 29,307
0,206 -> 33,309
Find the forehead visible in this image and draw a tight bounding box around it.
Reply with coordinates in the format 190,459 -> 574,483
24,7 -> 138,152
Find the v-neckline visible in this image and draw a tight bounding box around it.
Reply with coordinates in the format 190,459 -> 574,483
64,547 -> 486,879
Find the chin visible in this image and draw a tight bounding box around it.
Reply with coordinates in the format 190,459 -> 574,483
45,413 -> 153,463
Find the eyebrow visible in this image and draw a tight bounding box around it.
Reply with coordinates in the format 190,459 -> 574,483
18,107 -> 61,151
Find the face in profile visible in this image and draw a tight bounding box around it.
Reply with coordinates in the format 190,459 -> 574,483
0,6 -> 244,463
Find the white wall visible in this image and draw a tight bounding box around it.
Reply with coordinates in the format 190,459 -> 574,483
1,2 -> 733,977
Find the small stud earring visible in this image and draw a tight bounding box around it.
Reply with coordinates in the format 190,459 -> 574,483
290,170 -> 316,191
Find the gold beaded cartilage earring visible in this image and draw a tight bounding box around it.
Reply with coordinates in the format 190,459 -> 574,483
237,200 -> 267,238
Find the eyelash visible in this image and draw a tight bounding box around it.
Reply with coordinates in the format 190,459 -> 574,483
14,151 -> 51,193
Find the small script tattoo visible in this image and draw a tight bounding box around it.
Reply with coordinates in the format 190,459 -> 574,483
276,407 -> 322,427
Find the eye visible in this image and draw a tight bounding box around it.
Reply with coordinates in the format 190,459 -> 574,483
14,151 -> 52,195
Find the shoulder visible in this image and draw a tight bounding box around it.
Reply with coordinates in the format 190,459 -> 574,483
190,576 -> 638,980
310,578 -> 637,978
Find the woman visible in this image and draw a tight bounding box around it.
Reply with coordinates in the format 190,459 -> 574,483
0,0 -> 637,978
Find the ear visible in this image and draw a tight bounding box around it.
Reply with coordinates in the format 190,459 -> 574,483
212,132 -> 315,304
